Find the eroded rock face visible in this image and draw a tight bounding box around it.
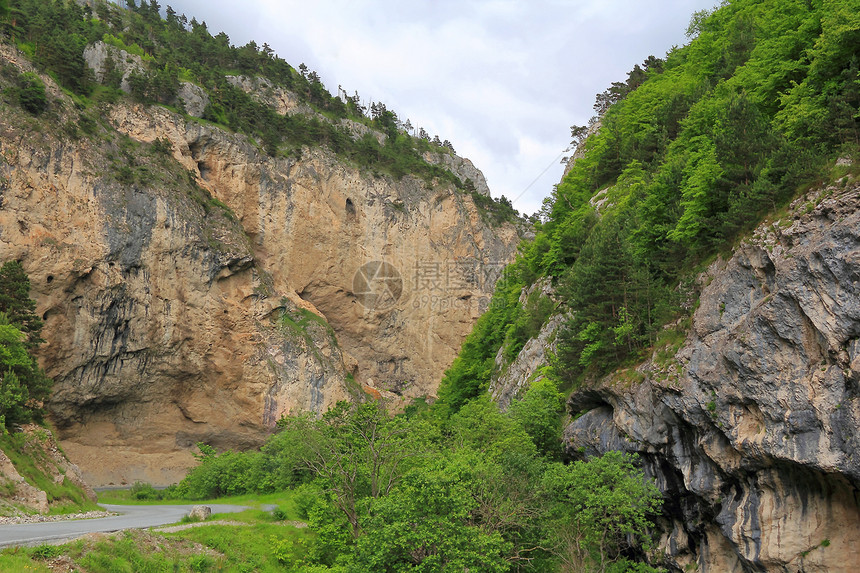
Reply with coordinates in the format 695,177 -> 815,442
225,75 -> 307,116
0,51 -> 518,485
83,41 -> 208,117
489,279 -> 564,411
107,103 -> 518,403
560,184 -> 860,571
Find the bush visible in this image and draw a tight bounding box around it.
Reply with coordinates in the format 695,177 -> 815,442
176,443 -> 268,499
292,483 -> 323,520
30,544 -> 62,560
130,481 -> 161,500
16,72 -> 47,115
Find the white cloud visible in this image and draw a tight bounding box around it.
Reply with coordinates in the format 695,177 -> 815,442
167,0 -> 717,215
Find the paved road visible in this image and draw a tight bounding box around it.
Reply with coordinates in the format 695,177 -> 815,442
0,504 -> 250,548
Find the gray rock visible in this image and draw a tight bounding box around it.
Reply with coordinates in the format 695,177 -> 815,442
423,151 -> 492,196
548,185 -> 860,572
176,82 -> 209,118
83,41 -> 145,94
188,506 -> 211,520
490,311 -> 566,411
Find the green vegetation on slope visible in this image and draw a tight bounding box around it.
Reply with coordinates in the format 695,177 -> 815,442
0,429 -> 100,515
438,0 -> 860,407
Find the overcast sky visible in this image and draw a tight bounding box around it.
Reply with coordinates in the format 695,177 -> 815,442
165,0 -> 717,216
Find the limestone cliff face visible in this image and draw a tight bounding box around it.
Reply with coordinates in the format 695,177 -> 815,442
107,103 -> 518,401
557,182 -> 860,572
0,47 -> 518,485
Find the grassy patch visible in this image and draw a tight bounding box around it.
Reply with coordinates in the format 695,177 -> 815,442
0,431 -> 99,514
164,522 -> 313,572
62,530 -> 217,572
0,553 -> 52,573
277,305 -> 338,360
96,488 -> 179,505
653,326 -> 688,367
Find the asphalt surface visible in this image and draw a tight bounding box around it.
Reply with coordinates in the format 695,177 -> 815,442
0,504 -> 251,548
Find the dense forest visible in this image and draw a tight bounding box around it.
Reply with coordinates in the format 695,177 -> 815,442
437,0 -> 860,410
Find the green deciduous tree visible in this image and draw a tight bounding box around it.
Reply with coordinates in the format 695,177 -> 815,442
276,401 -> 432,538
541,452 -> 663,573
351,453 -> 511,573
509,378 -> 565,459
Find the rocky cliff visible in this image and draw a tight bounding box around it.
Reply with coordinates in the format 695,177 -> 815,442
493,175 -> 860,571
0,44 -> 519,486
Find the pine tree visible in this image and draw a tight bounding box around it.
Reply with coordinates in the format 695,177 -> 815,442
0,261 -> 43,348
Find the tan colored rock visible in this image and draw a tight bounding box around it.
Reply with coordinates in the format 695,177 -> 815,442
0,51 -> 518,486
107,103 -> 519,402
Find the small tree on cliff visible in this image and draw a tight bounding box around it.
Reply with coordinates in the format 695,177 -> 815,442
0,313 -> 52,429
0,261 -> 44,348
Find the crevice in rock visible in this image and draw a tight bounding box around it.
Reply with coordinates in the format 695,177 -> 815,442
176,403 -> 205,424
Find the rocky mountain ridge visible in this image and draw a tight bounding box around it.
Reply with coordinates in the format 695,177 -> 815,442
494,176 -> 860,572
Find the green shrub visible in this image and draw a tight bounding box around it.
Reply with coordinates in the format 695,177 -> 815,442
130,481 -> 161,500
271,506 -> 289,521
16,72 -> 47,115
291,483 -> 323,519
30,544 -> 62,560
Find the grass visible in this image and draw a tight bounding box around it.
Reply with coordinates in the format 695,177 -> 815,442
166,522 -> 313,572
653,326 -> 688,368
0,553 -> 52,572
61,530 -> 218,572
96,488 -> 181,505
0,431 -> 100,515
277,306 -> 339,365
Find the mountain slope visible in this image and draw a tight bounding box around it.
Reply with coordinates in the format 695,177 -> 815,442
439,0 -> 860,570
